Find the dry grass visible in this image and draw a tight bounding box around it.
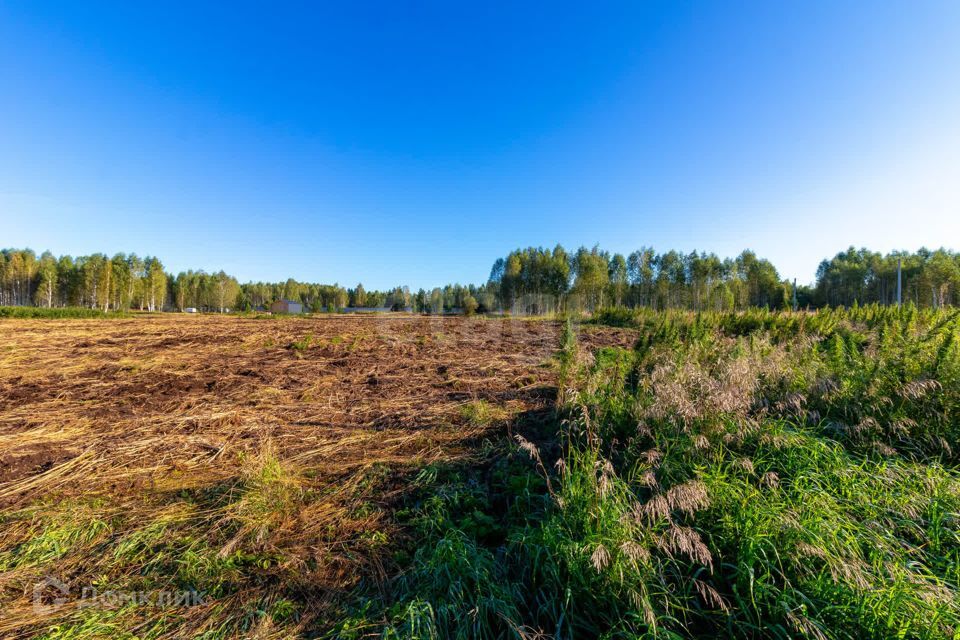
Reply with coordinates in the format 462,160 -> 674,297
0,314 -> 633,638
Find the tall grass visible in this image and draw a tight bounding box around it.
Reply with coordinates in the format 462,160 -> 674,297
336,305 -> 960,638
548,304 -> 960,637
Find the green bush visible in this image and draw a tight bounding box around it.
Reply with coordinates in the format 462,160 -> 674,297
0,306 -> 130,319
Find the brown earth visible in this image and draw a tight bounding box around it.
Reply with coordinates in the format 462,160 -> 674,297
0,314 -> 633,637
0,315 -> 633,496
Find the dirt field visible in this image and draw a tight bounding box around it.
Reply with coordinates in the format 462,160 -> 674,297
0,314 -> 634,636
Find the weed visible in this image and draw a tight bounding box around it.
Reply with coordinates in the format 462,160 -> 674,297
289,333 -> 314,353
459,400 -> 507,427
231,443 -> 304,543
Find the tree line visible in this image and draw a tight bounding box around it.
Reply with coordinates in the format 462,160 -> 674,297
813,247 -> 960,308
1,245 -> 957,313
0,250 -> 168,311
490,246 -> 787,313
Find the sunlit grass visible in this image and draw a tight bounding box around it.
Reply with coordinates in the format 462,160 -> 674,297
335,305 -> 960,638
4,307 -> 958,638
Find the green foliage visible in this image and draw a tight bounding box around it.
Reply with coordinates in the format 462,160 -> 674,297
34,605 -> 168,640
459,400 -> 506,427
591,306 -> 638,327
0,249 -> 167,310
490,245 -> 791,313
816,246 -> 960,307
384,529 -> 523,639
4,245 -> 958,315
336,306 -> 960,639
463,295 -> 479,316
231,444 -> 303,542
289,333 -> 314,353
559,305 -> 960,637
0,501 -> 114,570
557,316 -> 579,395
0,306 -> 129,318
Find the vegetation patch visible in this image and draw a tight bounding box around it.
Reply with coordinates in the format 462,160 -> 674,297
458,400 -> 508,427
2,309 -> 958,638
0,306 -> 129,319
332,305 -> 960,639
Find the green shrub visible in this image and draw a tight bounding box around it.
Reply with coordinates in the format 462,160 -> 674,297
0,306 -> 130,319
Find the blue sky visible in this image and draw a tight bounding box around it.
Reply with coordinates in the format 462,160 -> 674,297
1,1 -> 958,288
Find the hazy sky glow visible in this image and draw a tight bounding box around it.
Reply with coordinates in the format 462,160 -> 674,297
2,1 -> 959,288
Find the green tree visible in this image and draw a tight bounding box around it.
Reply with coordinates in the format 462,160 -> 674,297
571,246 -> 610,311
215,271 -> 240,312
463,294 -> 479,316
350,283 -> 366,308
34,251 -> 58,308
609,253 -> 627,307
144,257 -> 167,311
627,247 -> 655,307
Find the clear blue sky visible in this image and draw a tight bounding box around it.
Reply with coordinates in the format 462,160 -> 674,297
2,1 -> 958,289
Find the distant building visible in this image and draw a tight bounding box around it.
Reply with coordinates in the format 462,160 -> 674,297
270,299 -> 303,314
184,307 -> 199,314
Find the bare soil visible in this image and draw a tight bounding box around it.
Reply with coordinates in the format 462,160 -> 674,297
0,314 -> 633,501
0,314 -> 634,635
